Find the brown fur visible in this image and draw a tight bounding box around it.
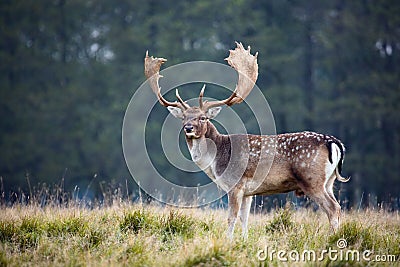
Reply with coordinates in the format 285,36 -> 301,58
178,108 -> 348,238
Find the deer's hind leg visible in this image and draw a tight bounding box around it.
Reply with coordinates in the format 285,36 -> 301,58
324,173 -> 342,230
297,174 -> 341,231
312,190 -> 341,231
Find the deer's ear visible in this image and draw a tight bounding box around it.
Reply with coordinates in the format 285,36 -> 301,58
167,106 -> 184,119
206,107 -> 222,119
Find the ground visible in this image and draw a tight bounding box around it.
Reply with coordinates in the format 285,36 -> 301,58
1,201 -> 400,266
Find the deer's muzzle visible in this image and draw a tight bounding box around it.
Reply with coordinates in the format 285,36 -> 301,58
184,124 -> 194,133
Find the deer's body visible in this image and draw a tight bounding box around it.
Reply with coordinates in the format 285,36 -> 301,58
185,121 -> 347,238
144,42 -> 349,239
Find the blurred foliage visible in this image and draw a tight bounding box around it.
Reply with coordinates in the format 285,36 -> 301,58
0,0 -> 399,207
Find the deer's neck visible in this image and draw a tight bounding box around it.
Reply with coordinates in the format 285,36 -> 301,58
204,121 -> 221,141
186,122 -> 229,171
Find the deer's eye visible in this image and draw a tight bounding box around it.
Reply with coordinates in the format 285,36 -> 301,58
199,116 -> 207,122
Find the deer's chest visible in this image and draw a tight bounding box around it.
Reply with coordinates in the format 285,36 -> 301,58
188,138 -> 233,191
188,138 -> 215,169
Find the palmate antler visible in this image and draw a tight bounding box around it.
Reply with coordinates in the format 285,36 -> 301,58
144,51 -> 189,110
199,42 -> 259,110
144,42 -> 259,111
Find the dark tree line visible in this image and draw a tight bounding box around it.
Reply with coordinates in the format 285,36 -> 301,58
0,0 -> 399,208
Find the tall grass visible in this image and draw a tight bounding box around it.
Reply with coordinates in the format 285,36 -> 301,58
1,187 -> 399,266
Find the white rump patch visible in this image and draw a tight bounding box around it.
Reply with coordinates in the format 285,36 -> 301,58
325,142 -> 341,182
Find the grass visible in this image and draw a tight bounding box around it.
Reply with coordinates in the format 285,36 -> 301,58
0,201 -> 400,266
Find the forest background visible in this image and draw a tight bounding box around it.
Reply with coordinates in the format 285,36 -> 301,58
1,0 -> 399,209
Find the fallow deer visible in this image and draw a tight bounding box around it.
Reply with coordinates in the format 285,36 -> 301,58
144,42 -> 349,239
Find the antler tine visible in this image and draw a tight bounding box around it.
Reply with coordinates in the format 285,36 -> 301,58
200,42 -> 258,111
144,51 -> 188,109
175,89 -> 190,109
198,84 -> 206,109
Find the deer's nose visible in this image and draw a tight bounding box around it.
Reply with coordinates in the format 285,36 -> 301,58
184,124 -> 194,133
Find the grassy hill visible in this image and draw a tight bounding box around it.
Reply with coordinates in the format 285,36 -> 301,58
1,200 -> 399,266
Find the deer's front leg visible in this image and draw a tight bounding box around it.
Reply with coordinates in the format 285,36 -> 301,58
239,196 -> 253,239
227,188 -> 244,239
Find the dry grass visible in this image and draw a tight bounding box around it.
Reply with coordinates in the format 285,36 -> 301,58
1,201 -> 400,266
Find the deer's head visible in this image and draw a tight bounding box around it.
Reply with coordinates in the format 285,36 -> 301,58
166,103 -> 220,139
144,42 -> 258,140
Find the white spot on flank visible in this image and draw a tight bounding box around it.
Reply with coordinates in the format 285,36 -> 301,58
312,150 -> 320,163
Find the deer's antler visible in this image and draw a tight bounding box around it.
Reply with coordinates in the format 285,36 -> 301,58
200,42 -> 258,111
144,51 -> 189,109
